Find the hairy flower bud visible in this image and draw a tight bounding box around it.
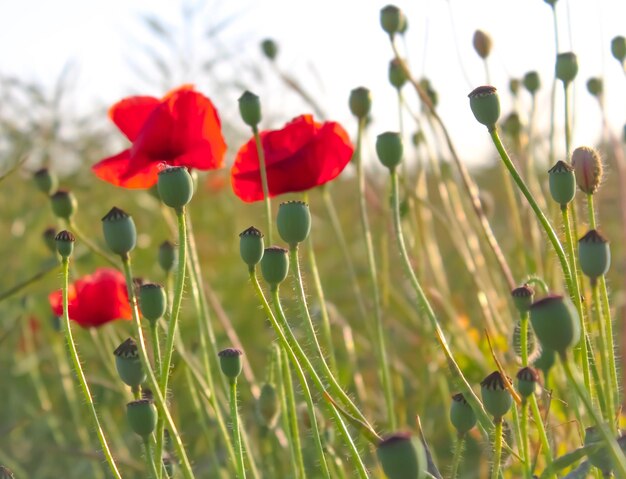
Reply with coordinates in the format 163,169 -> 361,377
571,146 -> 602,194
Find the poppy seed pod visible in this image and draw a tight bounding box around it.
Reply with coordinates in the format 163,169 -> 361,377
376,132 -> 403,171
55,230 -> 75,259
468,86 -> 500,130
509,78 -> 520,96
516,367 -> 539,399
260,247 -> 289,287
0,466 -> 15,479
534,347 -> 556,377
257,382 -> 280,429
33,168 -> 58,195
555,52 -> 578,85
544,0 -> 558,6
473,30 -> 493,59
420,78 -> 439,108
43,227 -> 57,254
480,371 -> 513,420
349,87 -> 372,119
218,348 -> 243,380
388,58 -> 408,89
127,399 -> 157,437
578,230 -> 610,281
380,5 -> 406,37
101,207 -> 137,256
238,91 -> 262,128
522,71 -> 541,94
260,38 -> 278,61
239,226 -> 264,267
376,432 -> 426,479
611,36 -> 626,63
529,295 -> 580,355
139,283 -> 167,323
50,190 -> 77,220
511,284 -> 534,314
277,201 -> 311,247
548,161 -> 576,206
586,77 -> 603,98
571,146 -> 603,195
114,338 -> 146,388
584,426 -> 613,476
157,166 -> 194,209
450,393 -> 477,435
502,113 -> 522,139
158,240 -> 176,273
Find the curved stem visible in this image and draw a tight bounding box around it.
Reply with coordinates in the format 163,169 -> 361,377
253,125 -> 273,244
450,434 -> 464,479
490,419 -> 503,479
144,437 -> 160,479
229,379 -> 247,479
529,394 -> 554,477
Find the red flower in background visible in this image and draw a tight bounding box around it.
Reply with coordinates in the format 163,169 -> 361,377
93,85 -> 226,188
49,268 -> 132,328
231,115 -> 354,202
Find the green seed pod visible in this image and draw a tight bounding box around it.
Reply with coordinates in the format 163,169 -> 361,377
529,295 -> 580,355
584,425 -> 613,476
139,283 -> 167,322
218,348 -> 243,380
257,383 -> 280,429
376,132 -> 403,171
516,367 -> 539,399
238,91 -> 262,128
54,230 -> 75,259
277,201 -> 311,246
380,5 -> 406,37
127,399 -> 157,437
349,87 -> 372,120
544,0 -> 558,6
376,432 -> 426,479
611,36 -> 626,63
480,371 -> 513,420
114,338 -> 146,388
260,38 -> 278,61
419,78 -> 438,108
260,246 -> 289,287
586,77 -> 603,98
50,189 -> 77,220
157,166 -> 194,209
578,229 -> 610,281
502,112 -> 522,139
473,29 -> 492,59
571,146 -> 603,195
388,58 -> 407,90
43,227 -> 57,254
511,284 -> 534,314
534,347 -> 556,378
0,466 -> 15,479
509,78 -> 520,96
158,240 -> 176,273
522,71 -> 541,94
555,52 -> 578,85
101,207 -> 137,256
239,226 -> 264,267
548,160 -> 576,206
412,130 -> 424,147
450,393 -> 477,435
33,168 -> 58,195
468,86 -> 500,130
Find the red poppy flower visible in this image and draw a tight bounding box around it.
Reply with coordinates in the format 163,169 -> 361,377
48,268 -> 132,328
231,114 -> 354,202
93,85 -> 226,188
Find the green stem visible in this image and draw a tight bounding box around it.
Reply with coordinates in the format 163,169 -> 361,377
491,419 -> 503,479
529,394 -> 554,478
592,284 -> 613,424
275,347 -> 300,477
59,257 -> 122,479
564,83 -> 572,160
0,261 -> 59,303
68,219 -> 118,267
144,437 -> 160,479
450,434 -> 464,479
280,347 -> 307,479
253,125 -> 273,244
229,379 -> 247,479
520,401 -> 531,479
149,322 -> 162,378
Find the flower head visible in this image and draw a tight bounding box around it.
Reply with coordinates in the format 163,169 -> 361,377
49,268 -> 131,328
230,115 -> 354,202
93,85 -> 226,188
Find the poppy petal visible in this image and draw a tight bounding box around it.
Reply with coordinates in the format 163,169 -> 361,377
108,96 -> 160,141
92,150 -> 162,189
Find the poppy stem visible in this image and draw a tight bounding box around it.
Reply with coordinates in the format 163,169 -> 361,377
490,418 -> 503,479
450,434 -> 465,479
143,437 -> 160,479
228,377 -> 247,479
252,126 -> 273,244
59,256 -> 123,479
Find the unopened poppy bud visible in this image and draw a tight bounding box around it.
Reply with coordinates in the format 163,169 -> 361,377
511,284 -> 534,314
257,383 -> 280,428
114,338 -> 146,388
157,166 -> 194,209
0,466 -> 14,479
534,347 -> 556,377
388,59 -> 407,89
502,113 -> 522,139
380,5 -> 406,37
158,240 -> 176,273
239,226 -> 264,267
468,86 -> 500,130
376,132 -> 403,171
50,189 -> 77,220
529,295 -> 580,355
238,91 -> 262,128
33,168 -> 58,195
218,348 -> 243,380
548,160 -> 576,206
522,71 -> 541,94
127,399 -> 157,437
555,52 -> 578,85
544,0 -> 557,6
512,321 -> 537,363
261,38 -> 278,60
509,78 -> 520,96
578,230 -> 610,281
101,207 -> 137,256
571,146 -> 602,194
260,246 -> 289,287
55,230 -> 75,259
611,36 -> 626,63
516,367 -> 539,399
473,29 -> 492,59
43,227 -> 57,253
349,87 -> 372,120
277,201 -> 311,247
450,393 -> 477,435
584,426 -> 613,476
480,371 -> 513,420
586,77 -> 603,98
139,283 -> 167,322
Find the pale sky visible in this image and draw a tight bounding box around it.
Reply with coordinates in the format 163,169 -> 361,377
2,0 -> 626,167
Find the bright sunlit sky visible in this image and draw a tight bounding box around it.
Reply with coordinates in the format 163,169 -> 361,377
2,0 -> 626,167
